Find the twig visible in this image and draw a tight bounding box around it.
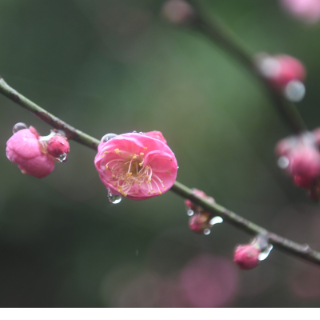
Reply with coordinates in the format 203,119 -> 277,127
0,77 -> 319,266
184,0 -> 307,134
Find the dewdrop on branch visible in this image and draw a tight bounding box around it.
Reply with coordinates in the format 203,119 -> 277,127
6,124 -> 70,178
256,53 -> 306,102
94,131 -> 178,201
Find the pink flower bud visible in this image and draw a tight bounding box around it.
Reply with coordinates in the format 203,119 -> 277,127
162,0 -> 195,25
6,127 -> 55,178
289,146 -> 320,188
257,54 -> 305,90
185,189 -> 215,212
94,131 -> 178,200
189,212 -> 213,234
47,135 -> 70,158
233,244 -> 260,270
281,0 -> 320,24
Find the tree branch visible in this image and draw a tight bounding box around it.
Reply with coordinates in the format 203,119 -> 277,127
0,77 -> 319,266
184,0 -> 307,134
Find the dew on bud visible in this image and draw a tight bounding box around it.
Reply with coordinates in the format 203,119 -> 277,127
101,133 -> 117,143
58,153 -> 67,163
12,122 -> 28,134
258,244 -> 273,261
209,216 -> 223,226
187,209 -> 194,216
284,80 -> 306,102
107,189 -> 122,204
277,156 -> 290,169
203,229 -> 211,235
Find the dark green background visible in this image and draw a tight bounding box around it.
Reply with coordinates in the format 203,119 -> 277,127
0,0 -> 320,307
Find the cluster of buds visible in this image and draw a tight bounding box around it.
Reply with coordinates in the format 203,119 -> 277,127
185,189 -> 222,235
6,123 -> 70,178
256,53 -> 306,102
184,190 -> 272,270
276,129 -> 320,199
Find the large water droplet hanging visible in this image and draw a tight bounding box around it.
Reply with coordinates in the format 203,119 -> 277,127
203,229 -> 211,235
101,133 -> 117,143
277,156 -> 289,169
209,216 -> 223,226
57,153 -> 67,163
258,244 -> 273,261
12,122 -> 28,134
107,189 -> 122,204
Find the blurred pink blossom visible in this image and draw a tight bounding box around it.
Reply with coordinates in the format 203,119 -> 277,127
257,54 -> 305,90
281,0 -> 320,23
179,254 -> 238,307
6,127 -> 55,178
94,131 -> 178,200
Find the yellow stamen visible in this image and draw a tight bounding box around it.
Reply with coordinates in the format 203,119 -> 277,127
140,153 -> 144,156
143,147 -> 147,150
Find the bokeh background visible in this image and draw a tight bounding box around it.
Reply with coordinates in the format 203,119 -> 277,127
0,0 -> 320,307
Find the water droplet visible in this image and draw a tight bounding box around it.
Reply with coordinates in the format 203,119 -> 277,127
12,122 -> 27,133
277,156 -> 289,169
187,209 -> 194,216
58,153 -> 67,163
259,245 -> 273,261
139,132 -> 143,134
203,229 -> 211,235
133,131 -> 137,133
107,189 -> 122,204
284,80 -> 305,102
101,133 -> 117,143
209,216 -> 223,226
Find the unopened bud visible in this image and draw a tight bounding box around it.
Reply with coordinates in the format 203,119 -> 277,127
290,146 -> 320,189
256,54 -> 306,93
189,212 -> 212,234
47,135 -> 70,158
162,0 -> 195,26
233,244 -> 260,270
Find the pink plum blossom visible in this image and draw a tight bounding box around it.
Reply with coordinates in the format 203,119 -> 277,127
6,127 -> 55,178
94,131 -> 178,200
281,0 -> 320,23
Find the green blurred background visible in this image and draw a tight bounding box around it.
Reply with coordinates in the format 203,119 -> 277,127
0,0 -> 320,307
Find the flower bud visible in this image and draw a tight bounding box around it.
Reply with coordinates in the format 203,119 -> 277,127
257,54 -> 306,92
233,244 -> 261,270
289,146 -> 320,188
162,0 -> 195,26
189,212 -> 213,234
47,135 -> 70,158
6,126 -> 55,178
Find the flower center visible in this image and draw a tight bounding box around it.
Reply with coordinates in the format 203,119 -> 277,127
103,151 -> 167,197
